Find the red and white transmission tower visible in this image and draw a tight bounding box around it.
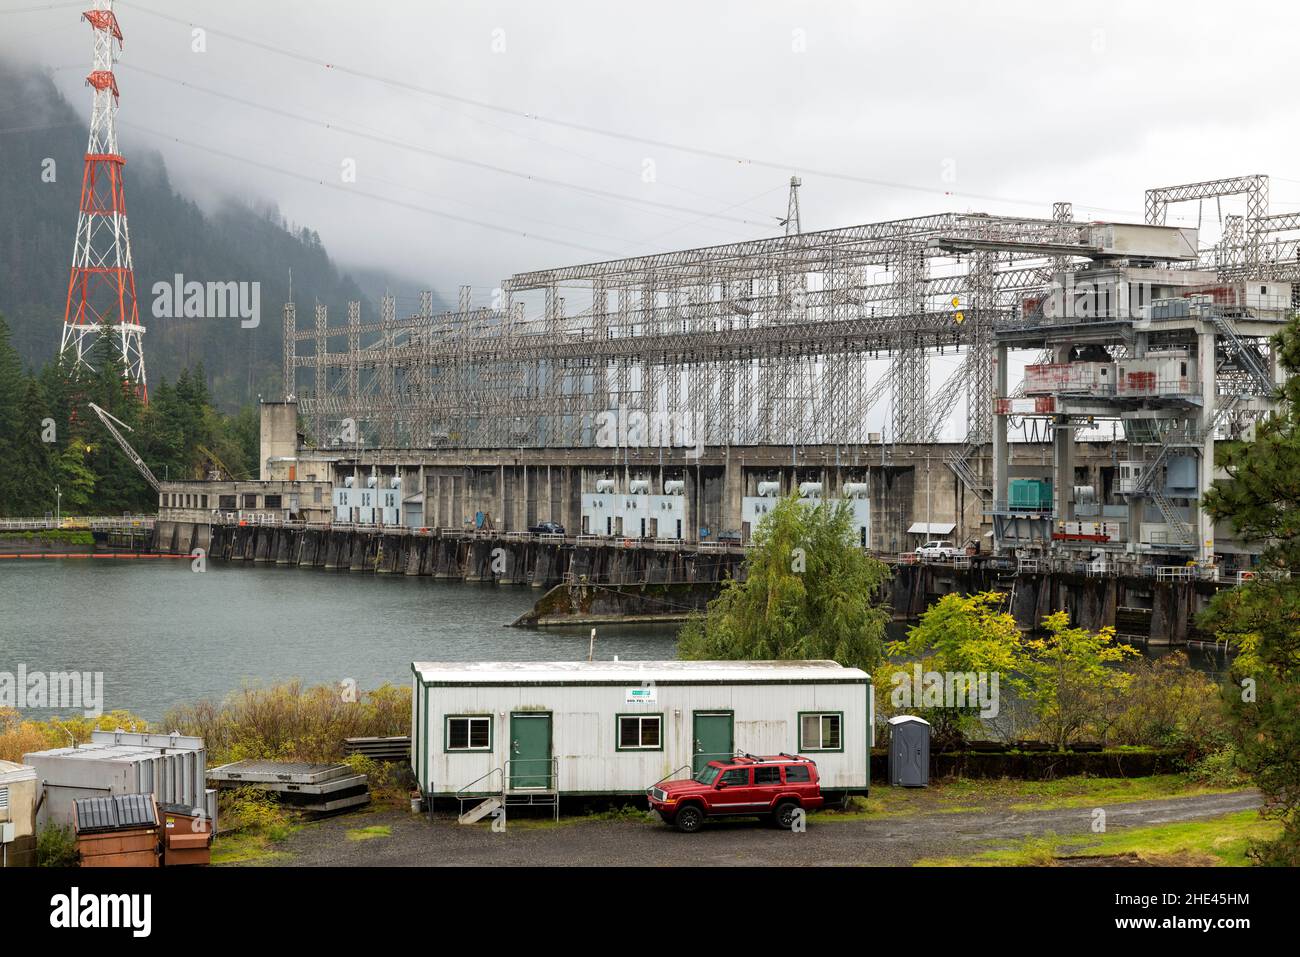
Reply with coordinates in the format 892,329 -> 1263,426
60,0 -> 147,398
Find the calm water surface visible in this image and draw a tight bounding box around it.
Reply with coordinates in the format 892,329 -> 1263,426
0,562 -> 1230,723
0,561 -> 679,721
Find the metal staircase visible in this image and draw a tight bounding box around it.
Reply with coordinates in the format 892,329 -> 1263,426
1129,429 -> 1195,547
1207,310 -> 1275,396
945,439 -> 991,501
1123,305 -> 1279,551
455,759 -> 560,825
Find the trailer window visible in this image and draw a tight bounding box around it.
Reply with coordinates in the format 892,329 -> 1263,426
446,715 -> 492,751
617,714 -> 662,750
800,712 -> 843,751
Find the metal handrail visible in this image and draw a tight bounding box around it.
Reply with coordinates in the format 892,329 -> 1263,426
652,764 -> 694,789
454,765 -> 504,818
504,756 -> 558,792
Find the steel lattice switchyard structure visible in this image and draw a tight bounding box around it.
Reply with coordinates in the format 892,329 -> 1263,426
60,0 -> 146,396
991,175 -> 1296,565
288,175 -> 1299,520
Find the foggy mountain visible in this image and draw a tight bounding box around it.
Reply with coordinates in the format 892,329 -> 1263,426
0,60 -> 443,409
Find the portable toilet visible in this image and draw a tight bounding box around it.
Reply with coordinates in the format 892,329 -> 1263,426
888,715 -> 931,787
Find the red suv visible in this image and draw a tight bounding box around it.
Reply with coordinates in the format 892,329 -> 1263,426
646,753 -> 824,833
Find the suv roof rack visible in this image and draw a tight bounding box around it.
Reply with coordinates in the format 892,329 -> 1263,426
731,751 -> 814,764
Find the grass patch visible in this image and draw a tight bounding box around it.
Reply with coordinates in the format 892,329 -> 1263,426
211,786 -> 304,865
345,824 -> 392,841
810,795 -> 913,821
211,828 -> 297,865
916,809 -> 1277,867
935,773 -> 1246,813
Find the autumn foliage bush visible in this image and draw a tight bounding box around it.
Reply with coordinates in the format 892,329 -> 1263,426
161,680 -> 411,765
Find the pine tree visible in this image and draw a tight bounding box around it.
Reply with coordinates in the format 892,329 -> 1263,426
0,314 -> 26,514
8,377 -> 56,517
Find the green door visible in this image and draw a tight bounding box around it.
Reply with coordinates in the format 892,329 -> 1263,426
509,713 -> 552,789
692,712 -> 733,775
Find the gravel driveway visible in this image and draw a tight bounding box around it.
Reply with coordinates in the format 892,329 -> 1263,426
236,790 -> 1261,867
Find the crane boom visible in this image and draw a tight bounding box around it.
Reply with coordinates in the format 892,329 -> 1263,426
87,402 -> 161,492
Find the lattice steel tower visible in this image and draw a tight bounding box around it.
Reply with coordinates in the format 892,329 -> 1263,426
60,0 -> 146,397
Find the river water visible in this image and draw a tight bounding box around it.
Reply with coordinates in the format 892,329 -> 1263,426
0,561 -> 679,722
1,561 -> 1230,723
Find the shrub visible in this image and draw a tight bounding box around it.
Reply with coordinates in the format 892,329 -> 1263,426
342,752 -> 412,803
1109,653 -> 1229,758
36,823 -> 77,867
162,680 -> 411,765
1186,748 -> 1245,789
0,707 -> 149,763
220,786 -> 293,841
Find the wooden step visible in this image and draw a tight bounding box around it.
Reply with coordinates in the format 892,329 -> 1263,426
457,797 -> 502,825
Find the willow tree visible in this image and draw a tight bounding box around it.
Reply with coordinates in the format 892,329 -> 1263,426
1200,315 -> 1300,865
677,496 -> 890,673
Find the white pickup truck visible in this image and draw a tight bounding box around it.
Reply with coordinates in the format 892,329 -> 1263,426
915,540 -> 961,561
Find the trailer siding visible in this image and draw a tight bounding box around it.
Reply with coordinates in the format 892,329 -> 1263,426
410,663 -> 870,797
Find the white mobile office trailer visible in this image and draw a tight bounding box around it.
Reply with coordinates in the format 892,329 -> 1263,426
410,660 -> 872,801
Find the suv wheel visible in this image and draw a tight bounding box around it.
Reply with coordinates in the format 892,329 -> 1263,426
675,805 -> 705,833
772,801 -> 800,830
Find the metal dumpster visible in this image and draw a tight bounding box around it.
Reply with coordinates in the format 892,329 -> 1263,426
160,803 -> 212,866
73,794 -> 160,867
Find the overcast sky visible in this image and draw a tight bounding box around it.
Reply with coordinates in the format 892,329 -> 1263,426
5,0 -> 1299,308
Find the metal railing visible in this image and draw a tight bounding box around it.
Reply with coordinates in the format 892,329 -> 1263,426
1115,377 -> 1201,398
455,766 -> 504,821
990,501 -> 1054,516
651,764 -> 695,790
1236,568 -> 1291,585
0,515 -> 155,531
503,757 -> 560,822
1155,564 -> 1220,583
505,756 -> 558,793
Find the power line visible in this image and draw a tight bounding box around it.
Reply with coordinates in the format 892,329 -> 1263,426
0,2 -> 84,15
115,61 -> 772,234
118,119 -> 623,258
115,2 -> 787,226
116,0 -> 1157,218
